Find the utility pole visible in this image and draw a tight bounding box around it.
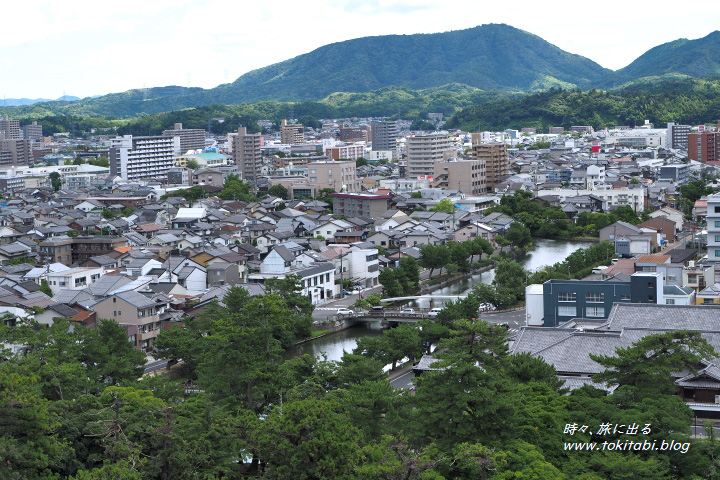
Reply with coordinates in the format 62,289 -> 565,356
340,251 -> 344,299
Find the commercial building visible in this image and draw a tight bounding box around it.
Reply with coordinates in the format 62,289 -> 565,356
339,125 -> 370,143
110,135 -> 177,181
688,131 -> 720,163
659,164 -> 689,183
0,116 -> 21,140
325,144 -> 365,161
162,123 -> 206,154
406,134 -> 454,178
472,135 -> 508,187
331,192 -> 392,218
433,159 -> 486,195
280,120 -> 304,145
371,121 -> 397,153
666,122 -> 691,150
230,127 -> 263,182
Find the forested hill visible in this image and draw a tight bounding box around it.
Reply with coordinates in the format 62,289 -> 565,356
446,77 -> 720,132
611,31 -> 720,86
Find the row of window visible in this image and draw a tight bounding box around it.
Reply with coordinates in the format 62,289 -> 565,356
558,306 -> 605,318
558,292 -> 615,303
304,273 -> 331,288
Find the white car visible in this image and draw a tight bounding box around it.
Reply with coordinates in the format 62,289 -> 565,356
399,308 -> 416,314
427,307 -> 443,317
479,303 -> 496,312
336,308 -> 354,316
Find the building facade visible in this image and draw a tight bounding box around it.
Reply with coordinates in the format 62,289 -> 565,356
230,127 -> 263,183
22,121 -> 43,140
472,136 -> 509,188
0,116 -> 21,140
406,134 -> 454,178
331,192 -> 392,218
706,193 -> 720,262
433,159 -> 486,195
0,139 -> 31,166
308,160 -> 360,193
324,144 -> 365,161
371,121 -> 397,153
162,123 -> 206,155
110,135 -> 177,181
688,132 -> 720,163
666,122 -> 691,150
280,120 -> 304,145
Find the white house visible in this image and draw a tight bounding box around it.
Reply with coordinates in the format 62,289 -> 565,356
47,267 -> 105,295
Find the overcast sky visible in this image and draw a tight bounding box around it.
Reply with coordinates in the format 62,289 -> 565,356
2,0 -> 718,99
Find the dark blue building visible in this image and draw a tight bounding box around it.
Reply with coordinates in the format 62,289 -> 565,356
542,273 -> 660,327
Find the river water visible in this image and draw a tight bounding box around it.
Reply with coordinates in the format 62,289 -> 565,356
287,238 -> 595,362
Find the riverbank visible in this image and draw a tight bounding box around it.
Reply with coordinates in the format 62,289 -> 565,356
420,264 -> 495,295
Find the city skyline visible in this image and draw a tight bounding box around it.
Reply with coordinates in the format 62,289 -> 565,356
2,0 -> 719,99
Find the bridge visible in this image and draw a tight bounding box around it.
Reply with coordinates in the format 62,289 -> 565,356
379,295 -> 468,303
337,310 -> 437,324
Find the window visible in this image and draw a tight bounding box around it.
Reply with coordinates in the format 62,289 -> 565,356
666,299 -> 675,305
643,266 -> 656,272
558,292 -> 577,302
620,294 -> 631,301
715,250 -> 720,258
585,293 -> 605,303
586,306 -> 605,318
715,221 -> 720,228
704,298 -> 714,304
715,235 -> 720,243
558,306 -> 576,317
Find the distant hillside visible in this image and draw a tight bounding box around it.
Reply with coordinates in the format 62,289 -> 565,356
446,77 -> 720,132
612,31 -> 720,85
1,95 -> 80,107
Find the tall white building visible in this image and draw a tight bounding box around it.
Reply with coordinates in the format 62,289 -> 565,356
110,135 -> 178,181
706,193 -> 720,262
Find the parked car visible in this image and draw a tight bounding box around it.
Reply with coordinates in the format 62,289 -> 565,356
479,303 -> 496,312
370,306 -> 384,312
336,308 -> 354,315
427,307 -> 443,317
399,308 -> 416,314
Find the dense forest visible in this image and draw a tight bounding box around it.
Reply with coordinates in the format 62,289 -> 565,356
446,77 -> 720,131
2,278 -> 720,479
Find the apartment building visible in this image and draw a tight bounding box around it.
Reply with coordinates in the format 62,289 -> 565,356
339,125 -> 370,143
230,127 -> 263,182
371,121 -> 397,153
688,132 -> 720,163
308,160 -> 360,193
325,144 -> 365,161
331,192 -> 392,218
472,136 -> 509,188
433,159 -> 486,195
667,122 -> 691,150
110,135 -> 178,181
39,236 -> 128,266
280,119 -> 304,145
46,267 -> 105,295
162,123 -> 206,154
0,116 -> 21,140
0,139 -> 31,166
706,193 -> 720,262
22,121 -> 43,140
406,134 -> 454,178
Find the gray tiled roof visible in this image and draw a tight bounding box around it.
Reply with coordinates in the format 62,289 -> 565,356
603,304 -> 720,331
115,290 -> 156,309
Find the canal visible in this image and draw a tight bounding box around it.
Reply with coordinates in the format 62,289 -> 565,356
287,238 -> 596,362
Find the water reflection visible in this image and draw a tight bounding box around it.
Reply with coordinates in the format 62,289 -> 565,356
285,325 -> 384,363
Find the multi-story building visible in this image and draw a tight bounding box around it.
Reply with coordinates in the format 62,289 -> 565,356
162,123 -> 206,155
0,176 -> 26,193
0,116 -> 21,140
371,121 -> 397,153
91,291 -> 162,352
331,192 -> 392,218
433,159 -> 486,195
339,125 -> 370,143
109,135 -> 177,181
406,134 -> 454,178
688,131 -> 720,163
21,121 -> 43,140
706,193 -> 720,262
280,119 -> 304,145
0,139 -> 31,166
659,165 -> 689,183
472,136 -> 509,188
167,167 -> 191,186
666,122 -> 691,150
46,267 -> 105,295
308,160 -> 360,193
230,127 -> 262,182
325,144 -> 365,161
39,236 -> 128,266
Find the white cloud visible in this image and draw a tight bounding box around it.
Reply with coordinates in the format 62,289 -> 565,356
1,0 -> 719,98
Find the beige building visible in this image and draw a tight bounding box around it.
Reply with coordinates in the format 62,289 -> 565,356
280,119 -> 304,145
0,116 -> 21,140
434,158 -> 486,195
406,134 -> 454,178
92,291 -> 162,352
472,136 -> 509,188
331,192 -> 392,218
308,160 -> 359,193
325,144 -> 365,161
230,127 -> 263,182
0,139 -> 31,166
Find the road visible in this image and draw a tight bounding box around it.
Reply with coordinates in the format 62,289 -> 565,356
144,358 -> 170,375
483,308 -> 527,335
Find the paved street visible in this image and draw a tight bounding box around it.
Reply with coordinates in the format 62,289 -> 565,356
144,358 -> 170,375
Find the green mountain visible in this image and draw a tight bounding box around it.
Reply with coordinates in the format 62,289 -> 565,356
612,31 -> 720,85
210,23 -> 610,101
